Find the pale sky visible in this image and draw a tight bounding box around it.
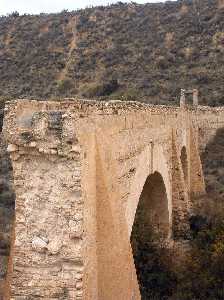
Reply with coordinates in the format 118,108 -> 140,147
1,0 -> 172,15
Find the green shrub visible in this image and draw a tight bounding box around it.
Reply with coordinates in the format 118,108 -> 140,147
57,78 -> 73,94
80,79 -> 119,98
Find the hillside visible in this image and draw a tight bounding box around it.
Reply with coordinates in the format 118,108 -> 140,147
0,0 -> 224,105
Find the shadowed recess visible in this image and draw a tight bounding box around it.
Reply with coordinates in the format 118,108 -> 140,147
180,146 -> 188,183
0,120 -> 15,299
201,128 -> 224,197
130,171 -> 170,299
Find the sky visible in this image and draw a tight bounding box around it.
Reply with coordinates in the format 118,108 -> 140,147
1,0 -> 171,15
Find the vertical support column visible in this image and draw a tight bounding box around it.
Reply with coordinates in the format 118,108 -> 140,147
189,126 -> 205,199
8,145 -> 85,298
180,89 -> 186,108
171,130 -> 190,239
81,131 -> 98,300
96,131 -> 140,300
3,103 -> 86,299
193,89 -> 199,106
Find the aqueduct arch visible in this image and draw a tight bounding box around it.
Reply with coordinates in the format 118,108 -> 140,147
133,171 -> 169,238
131,172 -> 169,297
125,143 -> 172,239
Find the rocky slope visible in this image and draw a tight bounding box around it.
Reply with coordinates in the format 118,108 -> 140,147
0,0 -> 224,105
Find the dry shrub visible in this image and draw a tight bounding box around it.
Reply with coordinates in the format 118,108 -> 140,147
179,4 -> 189,15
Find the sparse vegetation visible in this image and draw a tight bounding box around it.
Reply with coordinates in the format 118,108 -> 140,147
0,0 -> 224,105
132,213 -> 224,300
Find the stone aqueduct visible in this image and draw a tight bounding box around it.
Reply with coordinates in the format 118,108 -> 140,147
1,97 -> 224,299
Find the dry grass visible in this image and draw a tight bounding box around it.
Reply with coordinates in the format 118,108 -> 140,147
0,0 -> 223,105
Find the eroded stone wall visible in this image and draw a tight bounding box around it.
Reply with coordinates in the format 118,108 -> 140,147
3,101 -> 85,299
10,150 -> 83,298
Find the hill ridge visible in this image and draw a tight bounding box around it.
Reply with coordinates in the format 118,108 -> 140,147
0,0 -> 224,106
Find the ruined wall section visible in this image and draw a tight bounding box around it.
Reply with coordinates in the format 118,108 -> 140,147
3,101 -> 85,299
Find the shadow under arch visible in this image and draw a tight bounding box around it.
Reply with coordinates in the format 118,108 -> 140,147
201,127 -> 224,197
130,171 -> 170,298
180,146 -> 188,183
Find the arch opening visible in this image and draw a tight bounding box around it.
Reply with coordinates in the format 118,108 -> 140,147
180,146 -> 188,183
130,171 -> 170,298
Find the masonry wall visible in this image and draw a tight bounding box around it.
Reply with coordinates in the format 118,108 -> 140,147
10,149 -> 83,298
3,101 -> 87,299
3,99 -> 221,299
